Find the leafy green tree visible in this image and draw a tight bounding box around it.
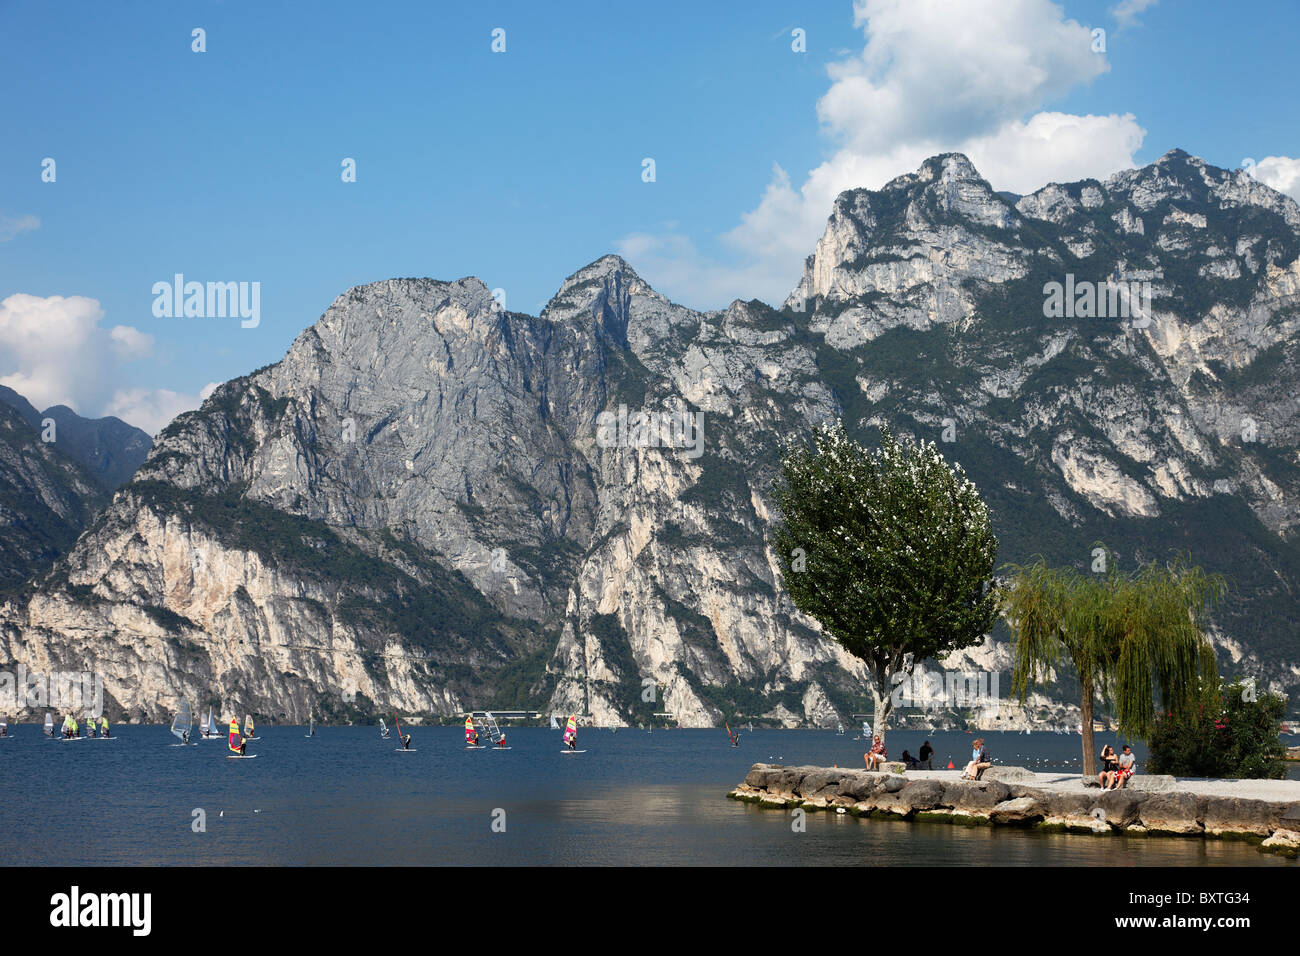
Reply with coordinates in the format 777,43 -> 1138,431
1147,678 -> 1288,779
1003,554 -> 1224,779
770,422 -> 999,748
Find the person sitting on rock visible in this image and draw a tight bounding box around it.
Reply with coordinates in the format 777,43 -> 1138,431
918,740 -> 934,769
962,739 -> 991,779
864,736 -> 887,770
1098,744 -> 1120,788
1111,745 -> 1135,789
901,749 -> 922,770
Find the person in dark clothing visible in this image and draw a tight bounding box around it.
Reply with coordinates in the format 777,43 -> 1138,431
918,740 -> 934,769
901,749 -> 921,769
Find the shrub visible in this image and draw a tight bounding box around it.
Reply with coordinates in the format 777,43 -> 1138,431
1147,679 -> 1288,779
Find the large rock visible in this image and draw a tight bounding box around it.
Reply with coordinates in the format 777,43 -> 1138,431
837,771 -> 888,801
1203,797 -> 1286,837
1092,789 -> 1150,828
990,796 -> 1044,824
900,779 -> 948,811
799,769 -> 850,798
743,764 -> 782,790
1137,792 -> 1203,835
982,766 -> 1037,784
1127,775 -> 1177,792
943,779 -> 1011,811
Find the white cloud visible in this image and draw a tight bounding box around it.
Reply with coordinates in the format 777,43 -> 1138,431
0,292 -> 208,434
0,213 -> 39,242
1253,155 -> 1300,203
617,0 -> 1145,308
103,384 -> 218,435
1110,0 -> 1158,29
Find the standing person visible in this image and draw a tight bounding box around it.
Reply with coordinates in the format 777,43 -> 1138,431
1112,745 -> 1136,789
918,740 -> 934,769
228,716 -> 245,755
563,715 -> 578,751
401,731 -> 413,750
865,735 -> 887,770
465,715 -> 478,747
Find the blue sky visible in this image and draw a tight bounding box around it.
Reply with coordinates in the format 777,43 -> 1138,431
3,0 -> 1299,433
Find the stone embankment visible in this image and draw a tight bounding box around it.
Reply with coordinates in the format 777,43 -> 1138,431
729,764 -> 1300,857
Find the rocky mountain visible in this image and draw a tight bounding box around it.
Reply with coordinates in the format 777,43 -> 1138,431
3,149 -> 1298,727
0,385 -> 152,490
0,396 -> 105,593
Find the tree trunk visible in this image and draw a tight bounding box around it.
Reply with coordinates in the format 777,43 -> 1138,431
870,683 -> 893,751
1080,675 -> 1096,783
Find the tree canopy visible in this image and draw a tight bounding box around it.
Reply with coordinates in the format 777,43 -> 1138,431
770,422 -> 999,742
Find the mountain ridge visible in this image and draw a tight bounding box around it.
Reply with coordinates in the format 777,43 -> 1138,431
3,148 -> 1298,726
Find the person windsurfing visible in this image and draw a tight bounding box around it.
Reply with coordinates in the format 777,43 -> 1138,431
465,715 -> 478,747
726,722 -> 739,747
228,715 -> 245,755
563,715 -> 578,751
61,714 -> 77,738
395,714 -> 412,749
99,715 -> 110,738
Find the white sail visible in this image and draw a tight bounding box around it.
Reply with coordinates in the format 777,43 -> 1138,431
379,718 -> 388,736
549,715 -> 559,730
171,700 -> 192,741
44,713 -> 54,736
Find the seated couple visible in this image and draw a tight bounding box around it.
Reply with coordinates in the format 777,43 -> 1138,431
1097,744 -> 1136,789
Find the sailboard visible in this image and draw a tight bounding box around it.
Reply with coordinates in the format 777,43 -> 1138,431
562,714 -> 579,752
560,749 -> 586,754
170,700 -> 193,745
379,718 -> 390,739
304,714 -> 314,738
747,721 -> 753,733
549,714 -> 560,730
44,713 -> 54,737
393,713 -> 414,750
464,715 -> 481,749
244,714 -> 260,739
199,707 -> 221,739
726,722 -> 739,747
0,715 -> 8,738
226,754 -> 259,759
483,712 -> 507,748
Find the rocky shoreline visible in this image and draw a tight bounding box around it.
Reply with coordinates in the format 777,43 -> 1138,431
729,763 -> 1300,857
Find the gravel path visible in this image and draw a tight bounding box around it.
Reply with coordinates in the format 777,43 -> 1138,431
901,768 -> 1300,802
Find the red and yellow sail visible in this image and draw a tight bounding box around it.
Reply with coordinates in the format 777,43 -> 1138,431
228,716 -> 243,752
464,716 -> 476,744
563,715 -> 577,746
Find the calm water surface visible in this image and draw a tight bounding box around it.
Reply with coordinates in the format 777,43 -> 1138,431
3,727 -> 1296,866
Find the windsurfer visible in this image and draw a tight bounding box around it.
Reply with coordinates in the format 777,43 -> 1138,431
228,716 -> 245,755
401,732 -> 413,750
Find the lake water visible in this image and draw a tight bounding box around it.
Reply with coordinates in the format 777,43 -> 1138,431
3,727 -> 1297,866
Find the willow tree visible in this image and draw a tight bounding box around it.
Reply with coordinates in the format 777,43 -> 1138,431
770,422 -> 999,747
1002,554 -> 1224,779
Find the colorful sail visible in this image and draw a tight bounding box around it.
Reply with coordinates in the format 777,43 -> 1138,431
563,715 -> 577,747
464,715 -> 476,744
228,716 -> 242,752
726,722 -> 738,745
100,716 -> 109,736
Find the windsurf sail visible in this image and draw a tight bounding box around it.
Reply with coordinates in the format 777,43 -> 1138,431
0,715 -> 7,735
836,721 -> 844,734
563,715 -> 577,748
726,722 -> 738,746
379,718 -> 388,737
44,713 -> 53,736
244,714 -> 255,737
549,714 -> 559,730
464,715 -> 477,745
202,707 -> 216,735
308,714 -> 314,736
483,712 -> 504,745
171,700 -> 192,742
228,715 -> 243,752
